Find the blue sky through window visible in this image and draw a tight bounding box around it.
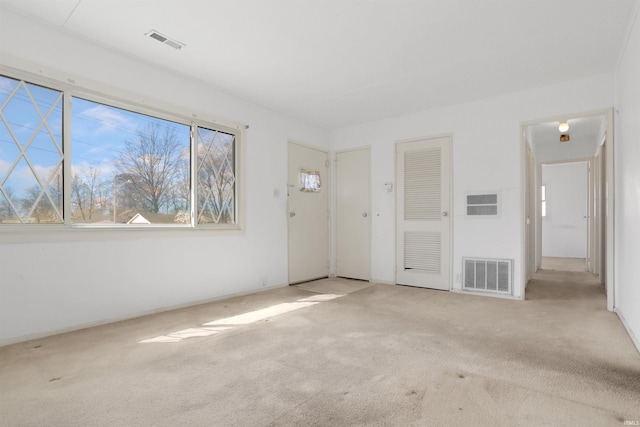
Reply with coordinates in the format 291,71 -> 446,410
0,76 -> 63,223
70,97 -> 191,223
1,74 -> 236,226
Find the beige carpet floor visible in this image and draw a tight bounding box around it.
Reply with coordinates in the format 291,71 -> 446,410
1,274 -> 639,426
541,256 -> 587,272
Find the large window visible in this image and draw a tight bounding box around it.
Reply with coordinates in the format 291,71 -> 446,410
71,98 -> 191,225
0,73 -> 240,228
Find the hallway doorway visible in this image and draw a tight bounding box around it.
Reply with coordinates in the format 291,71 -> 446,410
521,109 -> 614,311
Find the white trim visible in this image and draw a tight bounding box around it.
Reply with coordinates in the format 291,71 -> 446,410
615,0 -> 640,72
615,308 -> 640,355
0,282 -> 289,347
451,288 -> 522,301
371,279 -> 394,285
0,62 -> 246,132
605,109 -> 615,312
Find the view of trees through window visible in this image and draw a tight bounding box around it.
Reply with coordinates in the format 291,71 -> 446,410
71,97 -> 191,224
0,74 -> 238,226
196,127 -> 235,224
0,76 -> 63,224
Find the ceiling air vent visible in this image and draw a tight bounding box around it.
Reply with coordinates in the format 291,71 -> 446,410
146,30 -> 184,50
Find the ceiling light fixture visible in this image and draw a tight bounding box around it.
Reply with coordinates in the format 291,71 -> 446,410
146,29 -> 185,50
558,121 -> 569,132
560,134 -> 570,142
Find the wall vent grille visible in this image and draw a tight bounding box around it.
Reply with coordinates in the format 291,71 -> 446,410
462,258 -> 513,294
466,192 -> 499,216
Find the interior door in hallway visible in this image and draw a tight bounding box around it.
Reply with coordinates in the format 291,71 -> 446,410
396,137 -> 450,290
287,142 -> 330,284
336,148 -> 370,280
541,161 -> 588,262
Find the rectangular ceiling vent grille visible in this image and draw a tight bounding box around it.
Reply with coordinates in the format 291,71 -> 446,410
146,30 -> 185,50
466,192 -> 499,216
462,258 -> 512,295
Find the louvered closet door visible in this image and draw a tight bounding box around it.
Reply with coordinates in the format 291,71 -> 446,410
396,137 -> 450,290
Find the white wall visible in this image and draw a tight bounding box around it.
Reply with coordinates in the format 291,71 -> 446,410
541,162 -> 588,258
0,12 -> 330,345
614,2 -> 640,350
331,74 -> 614,299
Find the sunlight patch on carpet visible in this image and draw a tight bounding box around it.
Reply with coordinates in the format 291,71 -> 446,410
139,294 -> 344,343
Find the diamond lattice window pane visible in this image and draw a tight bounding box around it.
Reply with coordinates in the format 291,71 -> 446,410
4,157 -> 39,220
2,84 -> 43,148
0,76 -> 63,224
27,83 -> 61,113
196,127 -> 236,225
26,131 -> 62,176
0,139 -> 20,181
0,75 -> 19,106
0,189 -> 19,223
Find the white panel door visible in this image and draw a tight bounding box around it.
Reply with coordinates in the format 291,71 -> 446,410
287,142 -> 330,284
336,148 -> 371,280
396,137 -> 450,290
541,161 -> 588,259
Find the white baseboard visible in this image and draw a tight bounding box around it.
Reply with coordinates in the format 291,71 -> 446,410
371,278 -> 394,285
615,308 -> 640,355
450,288 -> 523,301
0,283 -> 288,348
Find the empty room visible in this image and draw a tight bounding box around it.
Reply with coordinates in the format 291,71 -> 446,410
1,1 -> 639,426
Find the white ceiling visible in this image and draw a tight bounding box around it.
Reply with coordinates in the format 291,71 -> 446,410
528,116 -> 604,147
527,114 -> 605,162
0,0 -> 636,129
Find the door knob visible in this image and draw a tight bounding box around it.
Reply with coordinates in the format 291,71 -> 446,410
442,212 -> 448,217
289,211 -> 296,217
362,213 -> 368,218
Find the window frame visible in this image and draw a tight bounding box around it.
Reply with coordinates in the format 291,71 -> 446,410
0,66 -> 244,231
541,184 -> 547,219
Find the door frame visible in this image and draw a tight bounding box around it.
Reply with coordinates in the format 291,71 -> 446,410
394,134 -> 453,289
538,158 -> 591,269
333,146 -> 372,281
520,108 -> 614,311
